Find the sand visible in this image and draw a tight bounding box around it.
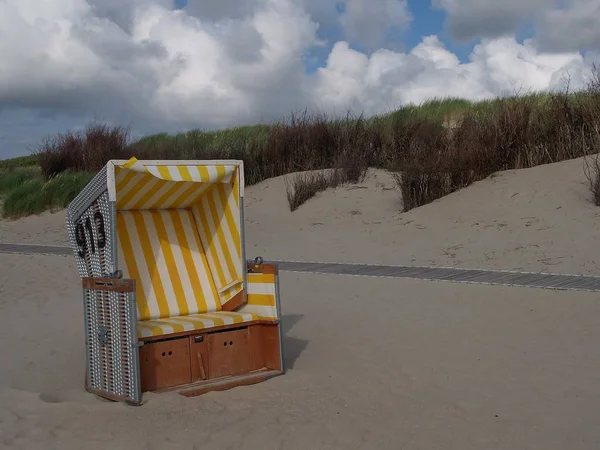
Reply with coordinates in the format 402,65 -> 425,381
1,157 -> 600,449
0,209 -> 69,246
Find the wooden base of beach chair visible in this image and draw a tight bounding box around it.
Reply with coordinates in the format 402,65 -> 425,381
138,321 -> 283,396
173,368 -> 284,397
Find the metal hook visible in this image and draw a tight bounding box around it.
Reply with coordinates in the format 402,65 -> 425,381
105,270 -> 123,279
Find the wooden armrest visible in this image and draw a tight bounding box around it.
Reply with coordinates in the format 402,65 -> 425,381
217,278 -> 243,294
82,277 -> 135,292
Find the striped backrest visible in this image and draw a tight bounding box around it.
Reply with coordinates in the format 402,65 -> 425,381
237,272 -> 278,320
191,182 -> 243,305
116,209 -> 220,321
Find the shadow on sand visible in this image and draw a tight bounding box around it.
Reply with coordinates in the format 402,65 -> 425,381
281,314 -> 307,370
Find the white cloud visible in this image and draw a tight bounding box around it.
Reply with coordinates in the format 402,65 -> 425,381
534,0 -> 600,52
312,36 -> 586,116
0,0 -> 319,129
140,0 -> 319,125
339,0 -> 412,50
184,0 -> 254,21
86,0 -> 172,31
0,0 -> 596,157
434,0 -> 600,55
185,0 -> 412,51
433,0 -> 554,41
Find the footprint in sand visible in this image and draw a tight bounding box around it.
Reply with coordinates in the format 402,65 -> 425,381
38,392 -> 65,403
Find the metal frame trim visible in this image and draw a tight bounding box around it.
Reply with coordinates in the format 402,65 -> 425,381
240,196 -> 248,307
109,200 -> 117,275
82,287 -> 94,392
237,159 -> 245,197
274,264 -> 285,374
107,161 -> 117,201
128,281 -> 143,405
109,159 -> 244,167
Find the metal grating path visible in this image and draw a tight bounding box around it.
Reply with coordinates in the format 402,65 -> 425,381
266,260 -> 600,292
2,243 -> 600,292
0,243 -> 73,256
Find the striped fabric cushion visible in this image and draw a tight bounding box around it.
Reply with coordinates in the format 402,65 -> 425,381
137,311 -> 259,338
237,272 -> 278,320
117,209 -> 221,321
191,183 -> 243,305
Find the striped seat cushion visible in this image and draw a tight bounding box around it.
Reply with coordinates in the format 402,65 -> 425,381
137,311 -> 260,338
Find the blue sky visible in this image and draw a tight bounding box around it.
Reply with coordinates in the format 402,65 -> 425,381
0,0 -> 595,159
405,0 -> 464,58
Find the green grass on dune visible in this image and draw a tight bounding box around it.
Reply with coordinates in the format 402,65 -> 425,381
1,178 -> 46,218
382,93 -> 563,124
0,154 -> 40,169
0,167 -> 41,195
0,170 -> 94,219
384,97 -> 475,123
133,124 -> 271,157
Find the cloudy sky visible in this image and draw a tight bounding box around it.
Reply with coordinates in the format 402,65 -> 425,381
1,0 -> 599,158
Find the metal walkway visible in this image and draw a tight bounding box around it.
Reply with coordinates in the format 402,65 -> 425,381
0,243 -> 72,256
271,260 -> 600,292
2,243 -> 600,292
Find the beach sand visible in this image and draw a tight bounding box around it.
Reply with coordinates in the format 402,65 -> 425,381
1,157 -> 600,449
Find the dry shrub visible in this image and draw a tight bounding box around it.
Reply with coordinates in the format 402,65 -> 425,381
266,111 -> 373,210
283,117 -> 372,211
333,142 -> 369,184
285,170 -> 342,211
581,65 -> 600,206
394,171 -> 450,211
395,69 -> 600,211
37,123 -> 130,180
284,160 -> 368,212
583,153 -> 600,206
391,119 -> 453,211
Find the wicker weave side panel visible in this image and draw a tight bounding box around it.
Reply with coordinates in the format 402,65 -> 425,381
67,166 -> 108,220
83,279 -> 141,405
67,190 -> 116,278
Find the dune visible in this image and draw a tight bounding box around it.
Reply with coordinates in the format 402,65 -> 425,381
246,157 -> 599,275
1,157 -> 598,276
0,209 -> 69,246
1,157 -> 600,448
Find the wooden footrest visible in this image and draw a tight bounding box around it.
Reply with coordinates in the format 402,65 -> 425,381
168,368 -> 284,397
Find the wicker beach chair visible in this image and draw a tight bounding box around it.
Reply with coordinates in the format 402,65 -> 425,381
66,158 -> 284,405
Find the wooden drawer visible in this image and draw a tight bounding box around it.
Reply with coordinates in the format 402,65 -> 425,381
207,328 -> 250,379
139,337 -> 191,391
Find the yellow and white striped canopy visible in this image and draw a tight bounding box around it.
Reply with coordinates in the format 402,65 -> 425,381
112,157 -> 241,211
